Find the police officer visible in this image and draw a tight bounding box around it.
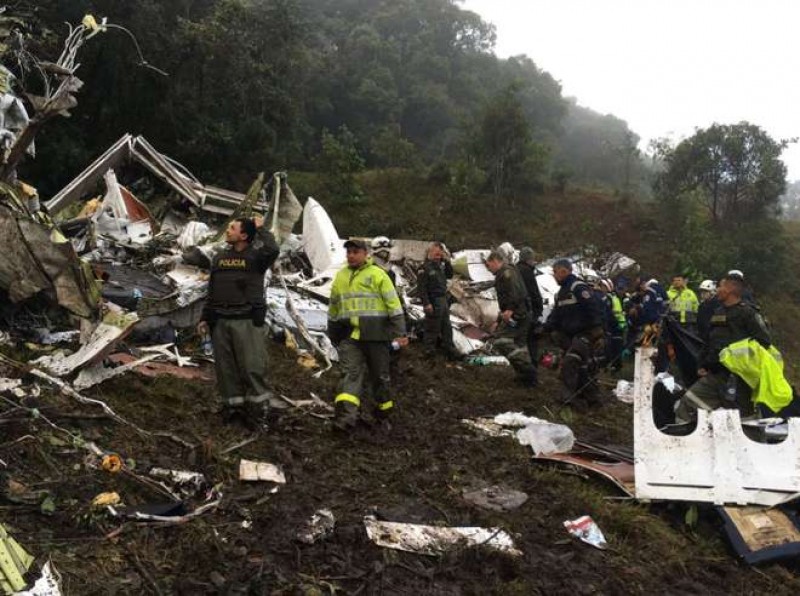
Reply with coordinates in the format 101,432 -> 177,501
667,274 -> 699,329
676,275 -> 771,422
516,247 -> 544,381
485,251 -> 537,387
197,216 -> 279,426
418,241 -> 458,359
544,259 -> 605,405
328,239 -> 407,430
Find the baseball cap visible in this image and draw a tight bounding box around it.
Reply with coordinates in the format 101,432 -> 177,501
344,239 -> 368,250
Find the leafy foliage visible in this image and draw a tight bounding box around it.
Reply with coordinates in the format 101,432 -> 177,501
656,122 -> 788,223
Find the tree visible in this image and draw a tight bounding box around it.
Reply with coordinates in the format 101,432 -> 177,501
315,125 -> 365,203
471,85 -> 548,201
657,122 -> 789,223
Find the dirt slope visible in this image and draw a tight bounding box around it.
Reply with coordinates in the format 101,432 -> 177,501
2,341 -> 798,595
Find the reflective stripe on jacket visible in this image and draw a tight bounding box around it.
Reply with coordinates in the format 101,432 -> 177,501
667,287 -> 699,324
719,338 -> 793,414
328,258 -> 405,341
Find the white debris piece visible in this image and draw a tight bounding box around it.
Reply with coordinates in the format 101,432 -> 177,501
239,460 -> 286,483
33,312 -> 139,377
564,515 -> 608,550
302,197 -> 345,276
14,561 -> 62,596
633,346 -> 800,506
614,379 -> 634,404
364,517 -> 522,557
176,221 -> 211,250
493,412 -> 575,456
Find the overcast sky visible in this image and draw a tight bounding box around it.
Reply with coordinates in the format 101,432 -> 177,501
462,0 -> 800,180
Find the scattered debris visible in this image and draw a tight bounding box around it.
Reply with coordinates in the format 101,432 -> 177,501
91,492 -> 121,508
15,561 -> 62,596
363,516 -> 522,557
462,485 -> 529,512
564,515 -> 608,550
493,412 -> 575,456
296,509 -> 336,545
239,460 -> 286,484
149,468 -> 208,499
532,442 -> 636,498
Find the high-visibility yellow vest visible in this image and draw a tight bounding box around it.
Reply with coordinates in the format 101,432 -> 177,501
328,258 -> 404,341
719,338 -> 793,414
667,287 -> 699,324
610,294 -> 626,329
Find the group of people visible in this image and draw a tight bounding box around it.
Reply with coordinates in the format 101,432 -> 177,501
196,217 -> 789,431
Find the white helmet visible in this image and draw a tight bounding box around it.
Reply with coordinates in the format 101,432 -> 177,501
370,236 -> 392,251
728,269 -> 744,279
699,279 -> 716,292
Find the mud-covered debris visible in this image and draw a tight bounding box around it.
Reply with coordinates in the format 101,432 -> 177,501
149,468 -> 208,498
363,516 -> 522,557
239,459 -> 286,483
296,509 -> 335,544
462,485 -> 529,512
15,560 -> 62,596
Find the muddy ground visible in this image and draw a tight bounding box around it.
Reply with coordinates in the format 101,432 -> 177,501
1,339 -> 799,595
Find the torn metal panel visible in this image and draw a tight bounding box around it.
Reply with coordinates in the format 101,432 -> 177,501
108,353 -> 213,382
718,505 -> 800,565
452,249 -> 493,282
93,170 -> 156,246
46,135 -> 256,217
633,346 -> 800,506
302,197 -> 344,276
533,446 -> 636,497
46,134 -> 133,215
33,311 -> 139,377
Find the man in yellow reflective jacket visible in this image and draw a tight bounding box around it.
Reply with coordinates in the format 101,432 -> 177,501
328,239 -> 408,429
666,275 -> 699,328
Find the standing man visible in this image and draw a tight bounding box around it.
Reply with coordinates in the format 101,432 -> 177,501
696,279 -> 718,339
516,247 -> 544,382
676,275 -> 771,422
418,241 -> 458,359
197,217 -> 279,426
544,259 -> 605,405
598,279 -> 624,371
485,251 -> 537,387
328,239 -> 407,430
667,274 -> 699,329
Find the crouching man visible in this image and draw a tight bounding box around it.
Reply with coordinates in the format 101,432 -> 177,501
328,239 -> 408,430
197,216 -> 279,427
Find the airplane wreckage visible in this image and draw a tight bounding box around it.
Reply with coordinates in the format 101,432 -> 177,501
0,132 -> 798,580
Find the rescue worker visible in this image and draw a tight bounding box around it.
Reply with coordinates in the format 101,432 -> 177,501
667,274 -> 699,329
328,239 -> 407,430
543,259 -> 605,405
675,275 -> 771,423
197,216 -> 280,426
516,246 -> 544,383
728,269 -> 757,306
485,251 -> 537,387
599,279 -> 624,371
370,236 -> 397,285
696,279 -> 718,339
418,241 -> 458,359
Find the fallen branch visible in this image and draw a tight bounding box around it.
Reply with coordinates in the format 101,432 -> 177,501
151,431 -> 196,451
28,367 -> 149,436
220,436 -> 258,455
